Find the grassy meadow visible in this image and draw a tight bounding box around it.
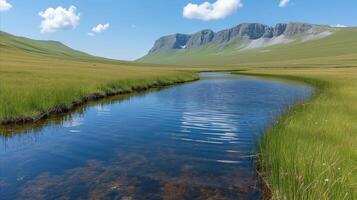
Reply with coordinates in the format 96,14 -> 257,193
0,32 -> 198,121
233,68 -> 357,200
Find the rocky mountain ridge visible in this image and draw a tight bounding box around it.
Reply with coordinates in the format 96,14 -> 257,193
149,22 -> 328,53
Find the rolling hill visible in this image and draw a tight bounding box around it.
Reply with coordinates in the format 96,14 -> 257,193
0,31 -> 197,122
0,31 -> 91,58
0,31 -> 151,66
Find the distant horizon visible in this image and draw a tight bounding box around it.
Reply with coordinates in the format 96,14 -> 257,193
2,21 -> 353,62
1,0 -> 356,60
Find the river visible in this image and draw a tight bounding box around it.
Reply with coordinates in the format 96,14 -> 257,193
0,73 -> 313,199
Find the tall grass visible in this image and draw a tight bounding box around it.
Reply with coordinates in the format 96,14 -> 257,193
0,46 -> 198,121
235,68 -> 356,199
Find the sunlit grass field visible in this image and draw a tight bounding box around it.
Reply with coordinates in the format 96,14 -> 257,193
233,68 -> 357,199
0,32 -> 197,121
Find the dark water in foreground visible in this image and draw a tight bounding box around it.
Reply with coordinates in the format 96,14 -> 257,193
0,73 -> 313,200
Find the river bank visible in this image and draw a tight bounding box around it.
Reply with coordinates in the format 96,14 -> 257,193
0,73 -> 199,126
234,67 -> 356,200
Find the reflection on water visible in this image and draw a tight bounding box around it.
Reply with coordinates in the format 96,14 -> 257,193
0,73 -> 313,199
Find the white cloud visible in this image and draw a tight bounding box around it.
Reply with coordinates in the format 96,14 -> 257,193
88,23 -> 110,36
279,0 -> 290,7
131,24 -> 137,29
183,0 -> 243,21
92,23 -> 110,33
0,0 -> 12,12
332,24 -> 348,28
39,5 -> 80,33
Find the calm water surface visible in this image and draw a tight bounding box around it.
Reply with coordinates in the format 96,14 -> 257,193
0,73 -> 313,200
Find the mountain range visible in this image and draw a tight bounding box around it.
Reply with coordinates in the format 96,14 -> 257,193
138,22 -> 357,67
148,23 -> 331,53
1,22 -> 356,68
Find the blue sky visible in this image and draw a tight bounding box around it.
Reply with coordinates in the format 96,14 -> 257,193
0,0 -> 356,60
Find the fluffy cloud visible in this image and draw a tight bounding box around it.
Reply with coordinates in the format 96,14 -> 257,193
183,0 -> 243,21
92,23 -> 110,33
39,5 -> 80,33
279,0 -> 290,7
0,0 -> 12,12
87,23 -> 110,36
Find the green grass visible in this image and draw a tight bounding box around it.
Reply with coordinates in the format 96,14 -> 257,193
0,31 -> 91,58
233,68 -> 357,199
0,32 -> 198,121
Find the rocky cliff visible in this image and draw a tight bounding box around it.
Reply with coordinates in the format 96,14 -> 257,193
148,22 -> 323,53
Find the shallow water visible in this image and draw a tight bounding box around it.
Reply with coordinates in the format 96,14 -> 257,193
0,73 -> 313,200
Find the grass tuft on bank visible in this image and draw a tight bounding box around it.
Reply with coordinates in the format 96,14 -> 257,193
235,68 -> 356,200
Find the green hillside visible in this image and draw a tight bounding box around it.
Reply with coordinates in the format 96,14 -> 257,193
0,31 -> 92,58
0,31 -> 152,66
139,28 -> 357,68
0,31 -> 197,122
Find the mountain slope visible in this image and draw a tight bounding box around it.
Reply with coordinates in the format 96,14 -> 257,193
0,31 -> 92,58
0,31 -> 148,66
148,23 -> 328,53
138,23 -> 357,67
